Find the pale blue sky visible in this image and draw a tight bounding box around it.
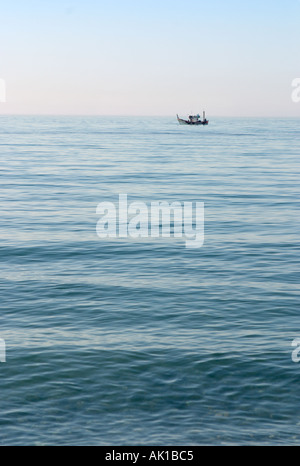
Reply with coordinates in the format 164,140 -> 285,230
1,0 -> 300,116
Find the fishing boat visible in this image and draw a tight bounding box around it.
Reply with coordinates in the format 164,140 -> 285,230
177,111 -> 209,126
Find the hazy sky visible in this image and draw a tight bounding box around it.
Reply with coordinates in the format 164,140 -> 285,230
1,0 -> 300,116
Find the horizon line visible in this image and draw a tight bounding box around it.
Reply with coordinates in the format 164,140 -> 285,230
0,113 -> 300,119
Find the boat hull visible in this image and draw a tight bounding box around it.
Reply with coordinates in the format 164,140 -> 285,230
177,116 -> 189,125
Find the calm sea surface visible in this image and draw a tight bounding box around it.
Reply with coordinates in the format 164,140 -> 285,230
0,116 -> 299,445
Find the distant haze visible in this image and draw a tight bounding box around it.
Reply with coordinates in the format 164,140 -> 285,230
1,0 -> 300,116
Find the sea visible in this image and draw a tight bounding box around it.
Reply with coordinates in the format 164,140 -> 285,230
0,115 -> 299,446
